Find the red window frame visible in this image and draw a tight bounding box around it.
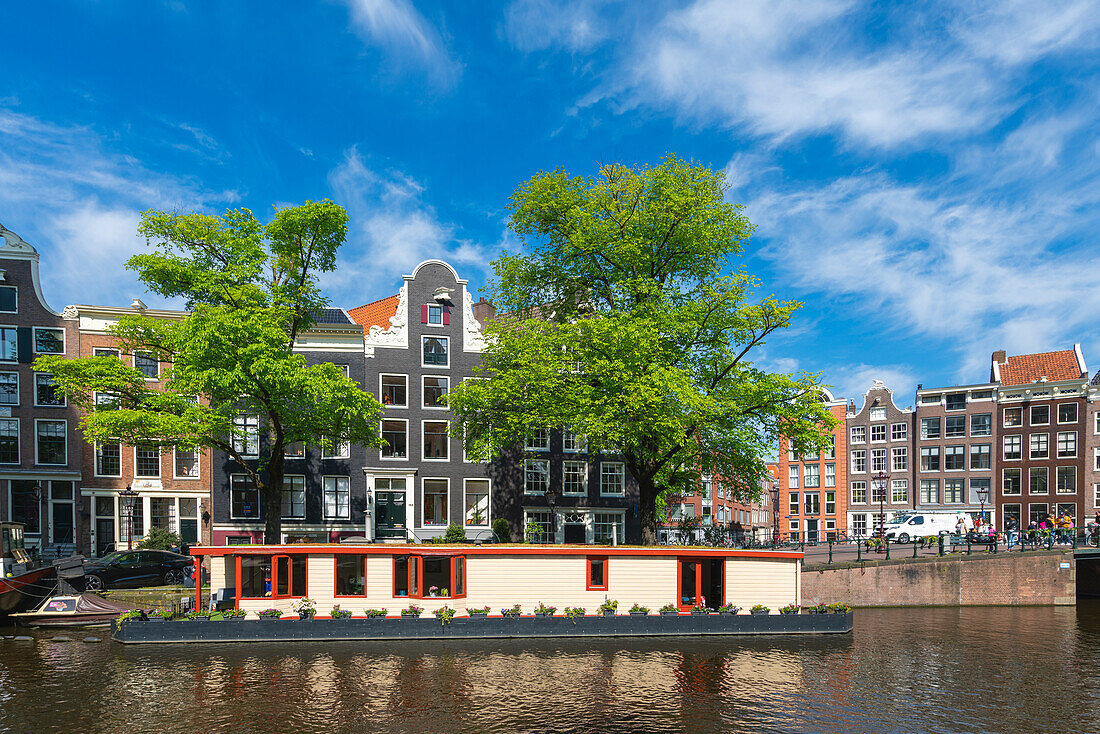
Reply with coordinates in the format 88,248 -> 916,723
676,557 -> 724,611
333,554 -> 369,598
586,556 -> 608,591
271,554 -> 306,599
393,553 -> 466,599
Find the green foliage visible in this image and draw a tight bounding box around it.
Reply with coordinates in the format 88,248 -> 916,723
563,606 -> 585,623
523,520 -> 543,543
659,603 -> 678,614
442,522 -> 467,543
448,156 -> 837,543
598,598 -> 618,614
492,518 -> 511,543
36,202 -> 384,543
364,608 -> 388,618
221,608 -> 247,618
534,601 -> 557,615
433,605 -> 456,625
629,603 -> 650,614
137,526 -> 182,551
501,603 -> 522,618
465,606 -> 491,615
779,603 -> 800,615
750,604 -> 769,613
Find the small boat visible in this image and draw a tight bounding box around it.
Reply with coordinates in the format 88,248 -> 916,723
11,593 -> 136,627
0,522 -> 58,615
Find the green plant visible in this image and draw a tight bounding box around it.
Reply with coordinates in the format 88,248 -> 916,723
186,610 -> 211,620
151,609 -> 175,619
598,598 -> 618,614
493,518 -> 511,543
258,608 -> 283,618
330,605 -> 352,619
750,604 -> 769,614
433,605 -> 456,625
466,606 -> 491,616
524,520 -> 543,543
534,601 -> 557,615
628,603 -> 649,614
717,603 -> 739,614
137,526 -> 183,552
779,603 -> 799,615
829,602 -> 851,613
402,604 -> 424,617
117,608 -> 145,623
501,603 -> 522,618
291,597 -> 317,616
690,603 -> 709,614
364,608 -> 388,618
563,606 -> 585,623
659,603 -> 678,614
221,608 -> 246,619
443,522 -> 467,543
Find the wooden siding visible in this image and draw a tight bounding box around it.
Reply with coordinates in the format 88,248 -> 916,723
725,557 -> 800,610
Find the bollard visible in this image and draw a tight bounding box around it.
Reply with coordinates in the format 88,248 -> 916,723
857,540 -> 862,562
885,539 -> 890,560
967,536 -> 971,555
993,537 -> 998,554
828,539 -> 833,565
913,539 -> 918,558
938,534 -> 945,557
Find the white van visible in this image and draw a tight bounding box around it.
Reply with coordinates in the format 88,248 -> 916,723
883,512 -> 972,543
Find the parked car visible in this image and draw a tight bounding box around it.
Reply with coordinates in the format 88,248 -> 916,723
82,549 -> 194,591
882,512 -> 972,543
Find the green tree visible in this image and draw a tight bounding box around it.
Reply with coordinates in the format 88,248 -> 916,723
448,156 -> 836,545
38,202 -> 384,543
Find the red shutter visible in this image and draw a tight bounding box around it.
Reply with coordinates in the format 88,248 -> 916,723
420,305 -> 429,323
442,307 -> 450,325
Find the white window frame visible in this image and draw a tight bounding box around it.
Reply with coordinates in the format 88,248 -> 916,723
422,375 -> 449,410
524,459 -> 549,495
891,447 -> 908,471
851,481 -> 867,504
869,407 -> 887,422
1003,407 -> 1023,427
1003,435 -> 1021,461
323,475 -> 351,520
0,371 -> 18,406
463,478 -> 491,528
379,373 -> 409,409
824,463 -> 836,487
322,436 -> 350,459
1057,402 -> 1078,424
32,372 -> 65,408
851,450 -> 866,473
1029,467 -> 1048,495
232,414 -> 260,458
134,445 -> 161,478
562,460 -> 588,496
422,420 -> 450,461
804,464 -> 820,488
525,428 -> 550,451
0,417 -> 19,465
421,478 -> 449,527
970,413 -> 993,437
0,286 -> 17,314
850,426 -> 866,444
870,424 -> 887,443
891,479 -> 908,504
0,326 -> 16,363
1056,466 -> 1077,495
32,326 -> 66,355
788,464 -> 799,488
891,422 -> 907,441
1056,431 -> 1077,459
1030,432 -> 1049,459
1031,405 -> 1050,426
421,335 -> 449,369
229,474 -> 260,520
380,418 -> 409,461
1002,468 -> 1022,496
281,475 -> 306,519
173,446 -> 200,479
870,448 -> 887,473
562,426 -> 585,453
34,418 -> 67,466
426,303 -> 443,325
133,351 -> 159,380
600,462 -> 626,496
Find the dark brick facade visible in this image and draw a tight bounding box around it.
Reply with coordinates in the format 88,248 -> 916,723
845,380 -> 914,537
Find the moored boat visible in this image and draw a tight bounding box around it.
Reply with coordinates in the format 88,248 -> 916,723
10,593 -> 135,627
1,522 -> 58,615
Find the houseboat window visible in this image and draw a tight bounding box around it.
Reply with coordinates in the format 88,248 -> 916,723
678,558 -> 724,610
455,557 -> 465,597
335,555 -> 367,596
240,556 -> 272,597
680,561 -> 697,606
393,554 -> 465,598
272,555 -> 306,598
423,556 -> 452,597
394,555 -> 420,597
587,557 -> 607,591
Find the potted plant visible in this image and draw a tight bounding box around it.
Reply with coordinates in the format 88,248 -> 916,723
501,603 -> 521,619
690,604 -> 710,616
563,606 -> 585,623
292,598 -> 317,620
257,608 -> 283,620
187,610 -> 211,621
116,608 -> 146,624
659,603 -> 679,616
364,608 -> 388,618
221,608 -> 247,620
330,605 -> 353,620
779,603 -> 799,615
428,585 -> 440,597
149,609 -> 174,622
628,603 -> 649,616
806,603 -> 830,614
717,603 -> 739,615
598,599 -> 618,617
829,602 -> 851,614
466,606 -> 490,618
433,605 -> 456,625
750,604 -> 769,616
533,601 -> 557,617
401,603 -> 424,618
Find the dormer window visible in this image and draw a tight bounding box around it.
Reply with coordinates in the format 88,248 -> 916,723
421,303 -> 449,325
428,304 -> 442,324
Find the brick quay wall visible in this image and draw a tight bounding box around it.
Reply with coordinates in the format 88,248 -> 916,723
801,550 -> 1076,607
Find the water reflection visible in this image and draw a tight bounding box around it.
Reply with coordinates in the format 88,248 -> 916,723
2,606 -> 1100,733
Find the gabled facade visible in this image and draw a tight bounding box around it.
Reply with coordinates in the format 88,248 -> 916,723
0,224 -> 82,553
775,390 -> 848,540
992,346 -> 1089,531
845,380 -> 914,538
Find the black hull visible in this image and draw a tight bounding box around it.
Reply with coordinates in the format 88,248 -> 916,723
0,566 -> 57,615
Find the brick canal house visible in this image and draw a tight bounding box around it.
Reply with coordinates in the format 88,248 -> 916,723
0,224 -> 82,555
993,346 -> 1090,532
774,390 -> 849,541
913,381 -> 998,524
1088,371 -> 1100,522
66,302 -> 213,555
209,307 -> 367,545
845,380 -> 914,538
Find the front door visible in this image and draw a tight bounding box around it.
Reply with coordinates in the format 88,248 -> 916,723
563,523 -> 586,544
95,518 -> 115,556
805,519 -> 819,543
51,502 -> 74,545
376,488 -> 407,539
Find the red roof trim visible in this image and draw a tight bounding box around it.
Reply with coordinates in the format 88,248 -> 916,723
190,544 -> 803,560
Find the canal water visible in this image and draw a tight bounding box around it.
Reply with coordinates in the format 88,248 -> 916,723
2,604 -> 1098,733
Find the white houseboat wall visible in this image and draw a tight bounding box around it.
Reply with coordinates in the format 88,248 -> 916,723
197,545 -> 802,617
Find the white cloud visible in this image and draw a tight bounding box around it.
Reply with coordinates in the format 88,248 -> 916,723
340,0 -> 460,87
503,0 -> 612,52
826,363 -> 920,409
0,107 -> 237,310
324,147 -> 497,305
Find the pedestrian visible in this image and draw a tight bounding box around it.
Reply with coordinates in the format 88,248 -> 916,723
1005,515 -> 1019,547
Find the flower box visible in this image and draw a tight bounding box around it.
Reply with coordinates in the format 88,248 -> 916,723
750,610 -> 768,616
629,611 -> 647,616
690,610 -> 709,616
298,612 -> 314,621
600,610 -> 615,617
659,610 -> 678,616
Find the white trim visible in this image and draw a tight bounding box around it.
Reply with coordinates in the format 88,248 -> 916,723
422,374 -> 449,410
133,350 -> 160,380
32,326 -> 66,355
32,371 -> 66,408
599,461 -> 626,497
421,335 -> 450,369
408,259 -> 466,284
379,373 -> 408,409
0,324 -> 16,363
420,476 -> 450,528
280,474 -> 307,520
1074,342 -> 1087,376
380,417 -> 409,461
33,418 -> 67,466
133,445 -> 161,478
561,459 -> 588,496
229,474 -> 261,520
172,446 -> 200,480
0,370 -> 18,407
421,419 -> 450,462
93,441 -> 122,478
462,478 -> 491,528
322,474 -> 352,520
0,285 -> 16,314
0,416 -> 19,465
1057,401 -> 1079,424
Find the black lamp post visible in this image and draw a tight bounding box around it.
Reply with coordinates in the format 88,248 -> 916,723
873,470 -> 889,540
977,487 -> 989,526
119,485 -> 138,551
769,479 -> 780,549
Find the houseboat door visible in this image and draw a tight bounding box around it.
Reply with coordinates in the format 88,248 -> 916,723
375,481 -> 407,539
679,557 -> 724,611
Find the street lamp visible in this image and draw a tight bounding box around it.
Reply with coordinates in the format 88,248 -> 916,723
119,485 -> 138,551
977,486 -> 990,527
872,470 -> 889,541
769,479 -> 780,549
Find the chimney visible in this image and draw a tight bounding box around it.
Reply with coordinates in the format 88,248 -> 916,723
472,297 -> 496,325
990,350 -> 1006,383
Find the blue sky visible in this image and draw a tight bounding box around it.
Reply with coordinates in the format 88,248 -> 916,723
2,0 -> 1098,404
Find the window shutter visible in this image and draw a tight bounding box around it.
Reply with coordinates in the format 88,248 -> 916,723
442,307 -> 450,325
420,305 -> 429,323
16,327 -> 32,363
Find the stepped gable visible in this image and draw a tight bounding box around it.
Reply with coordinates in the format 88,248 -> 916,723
348,294 -> 399,334
997,349 -> 1083,387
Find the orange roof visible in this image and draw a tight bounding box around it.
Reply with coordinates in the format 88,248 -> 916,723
348,294 -> 399,334
998,349 -> 1083,386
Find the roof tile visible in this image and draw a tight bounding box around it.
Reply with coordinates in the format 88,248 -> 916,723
348,295 -> 399,335
997,349 -> 1082,386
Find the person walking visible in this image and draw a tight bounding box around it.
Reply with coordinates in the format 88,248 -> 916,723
1005,515 -> 1019,548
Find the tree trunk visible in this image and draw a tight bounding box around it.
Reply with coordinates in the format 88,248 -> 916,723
637,474 -> 661,546
264,451 -> 284,544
